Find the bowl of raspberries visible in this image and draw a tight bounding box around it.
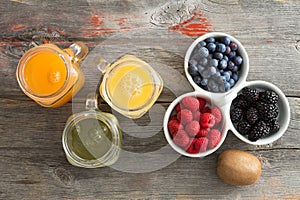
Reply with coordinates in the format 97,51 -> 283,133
229,81 -> 290,145
164,92 -> 226,157
185,32 -> 249,95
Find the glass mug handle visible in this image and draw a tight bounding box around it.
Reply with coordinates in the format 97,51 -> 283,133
64,42 -> 89,63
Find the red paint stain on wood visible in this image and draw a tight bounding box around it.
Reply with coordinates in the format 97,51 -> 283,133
90,15 -> 105,27
169,11 -> 212,37
83,14 -> 131,36
11,24 -> 27,32
116,17 -> 128,25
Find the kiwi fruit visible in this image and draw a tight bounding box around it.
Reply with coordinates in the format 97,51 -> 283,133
217,149 -> 262,186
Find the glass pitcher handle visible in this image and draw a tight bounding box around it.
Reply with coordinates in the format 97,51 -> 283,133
65,42 -> 89,63
85,93 -> 99,110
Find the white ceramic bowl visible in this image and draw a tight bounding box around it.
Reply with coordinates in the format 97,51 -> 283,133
164,32 -> 290,157
184,32 -> 249,102
228,81 -> 290,145
163,92 -> 227,158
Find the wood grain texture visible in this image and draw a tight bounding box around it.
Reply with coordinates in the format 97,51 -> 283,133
0,0 -> 300,199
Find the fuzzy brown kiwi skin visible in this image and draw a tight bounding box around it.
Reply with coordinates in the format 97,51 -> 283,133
217,149 -> 262,186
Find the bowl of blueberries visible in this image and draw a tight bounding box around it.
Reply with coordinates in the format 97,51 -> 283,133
163,32 -> 290,153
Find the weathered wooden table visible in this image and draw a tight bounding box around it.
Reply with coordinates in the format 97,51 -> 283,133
1,0 -> 299,199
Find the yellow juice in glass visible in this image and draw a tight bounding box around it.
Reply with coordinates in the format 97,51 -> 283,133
99,55 -> 163,119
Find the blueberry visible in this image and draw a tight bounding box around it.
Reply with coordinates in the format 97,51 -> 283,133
215,76 -> 225,85
220,75 -> 227,83
232,65 -> 239,72
232,73 -> 239,82
198,47 -> 209,58
189,59 -> 198,66
229,78 -> 235,87
198,41 -> 206,47
218,59 -> 227,70
228,51 -> 236,59
225,46 -> 231,55
213,52 -> 223,60
188,64 -> 199,77
193,76 -> 202,85
209,59 -> 218,68
199,57 -> 208,66
224,81 -> 231,91
214,71 -> 221,77
208,79 -> 219,92
201,78 -> 208,86
197,65 -> 205,73
221,36 -> 231,46
234,56 -> 243,65
207,43 -> 216,53
223,72 -> 231,81
229,42 -> 238,51
208,66 -> 217,75
201,69 -> 211,79
223,55 -> 229,62
205,37 -> 215,43
228,61 -> 235,70
216,43 -> 226,53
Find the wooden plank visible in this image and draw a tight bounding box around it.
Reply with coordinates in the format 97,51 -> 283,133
1,0 -> 300,199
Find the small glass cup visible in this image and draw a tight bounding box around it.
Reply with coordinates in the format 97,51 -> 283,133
98,55 -> 163,119
16,42 -> 88,107
62,94 -> 122,168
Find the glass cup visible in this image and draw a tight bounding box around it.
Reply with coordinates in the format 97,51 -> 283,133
98,55 -> 163,119
62,94 -> 122,168
16,42 -> 88,107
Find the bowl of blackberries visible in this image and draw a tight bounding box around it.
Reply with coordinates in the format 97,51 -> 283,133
229,81 -> 290,145
185,32 -> 249,94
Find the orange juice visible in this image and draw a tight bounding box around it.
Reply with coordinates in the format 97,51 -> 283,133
16,43 -> 88,107
24,51 -> 67,96
99,55 -> 163,119
107,65 -> 154,110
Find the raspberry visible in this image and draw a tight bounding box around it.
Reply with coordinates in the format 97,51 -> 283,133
175,103 -> 181,113
193,111 -> 201,121
177,109 -> 193,125
182,96 -> 199,112
200,113 -> 215,128
198,137 -> 209,152
210,107 -> 222,124
202,106 -> 211,113
197,97 -> 207,111
186,138 -> 208,154
173,130 -> 190,147
197,128 -> 210,137
207,129 -> 221,149
185,120 -> 200,137
170,115 -> 177,121
168,119 -> 184,137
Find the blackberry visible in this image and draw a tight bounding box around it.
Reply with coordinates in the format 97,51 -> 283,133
266,118 -> 280,133
257,102 -> 279,120
242,87 -> 259,103
246,107 -> 259,125
232,94 -> 248,109
230,107 -> 243,123
259,90 -> 279,104
237,121 -> 252,135
248,121 -> 270,141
